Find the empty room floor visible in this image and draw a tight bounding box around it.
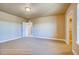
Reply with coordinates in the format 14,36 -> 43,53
0,37 -> 73,55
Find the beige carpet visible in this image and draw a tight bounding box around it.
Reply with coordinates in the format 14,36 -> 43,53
0,37 -> 73,55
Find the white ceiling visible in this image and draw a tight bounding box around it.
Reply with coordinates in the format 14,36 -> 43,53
0,3 -> 70,19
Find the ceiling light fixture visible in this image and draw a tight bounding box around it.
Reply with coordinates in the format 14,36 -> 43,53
25,7 -> 31,12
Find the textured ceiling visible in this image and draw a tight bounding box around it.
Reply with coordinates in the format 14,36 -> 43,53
0,3 -> 70,19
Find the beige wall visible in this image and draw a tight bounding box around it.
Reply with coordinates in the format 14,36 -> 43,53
65,4 -> 79,54
31,15 -> 65,39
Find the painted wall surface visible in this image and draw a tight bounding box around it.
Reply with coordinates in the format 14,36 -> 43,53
65,4 -> 79,54
0,11 -> 26,42
77,4 -> 79,45
31,15 -> 65,39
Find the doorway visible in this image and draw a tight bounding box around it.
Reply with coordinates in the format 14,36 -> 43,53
22,22 -> 29,37
22,21 -> 32,37
69,16 -> 72,48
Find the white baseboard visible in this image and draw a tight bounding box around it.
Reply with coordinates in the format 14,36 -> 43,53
0,36 -> 21,43
72,49 -> 77,55
0,36 -> 65,43
31,36 -> 65,42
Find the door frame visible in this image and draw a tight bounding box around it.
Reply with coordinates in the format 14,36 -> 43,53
69,16 -> 72,48
65,11 -> 73,46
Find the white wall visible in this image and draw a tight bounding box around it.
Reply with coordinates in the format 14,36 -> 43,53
0,11 -> 26,42
31,15 -> 65,39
